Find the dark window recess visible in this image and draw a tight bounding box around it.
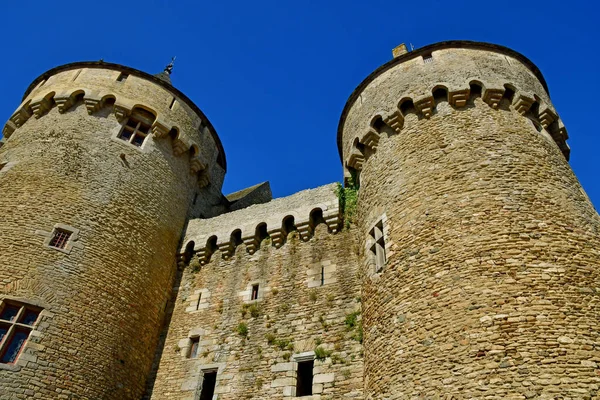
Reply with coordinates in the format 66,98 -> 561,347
251,284 -> 259,300
320,266 -> 325,286
189,337 -> 199,358
169,97 -> 177,110
199,370 -> 217,400
116,72 -> 128,82
296,360 -> 314,396
423,53 -> 433,63
0,163 -> 6,172
49,229 -> 72,249
0,301 -> 41,364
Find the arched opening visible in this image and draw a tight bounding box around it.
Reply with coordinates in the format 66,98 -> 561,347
255,223 -> 269,247
352,137 -> 366,154
205,236 -> 218,263
432,87 -> 448,104
309,208 -> 326,235
469,81 -> 483,100
183,241 -> 195,264
230,229 -> 243,253
282,216 -> 297,243
371,116 -> 386,133
399,98 -> 416,116
169,128 -> 179,141
190,145 -> 199,157
502,84 -> 516,103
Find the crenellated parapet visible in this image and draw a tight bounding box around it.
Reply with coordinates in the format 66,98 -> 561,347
338,42 -> 572,184
3,87 -> 215,187
181,183 -> 341,265
343,80 -> 570,183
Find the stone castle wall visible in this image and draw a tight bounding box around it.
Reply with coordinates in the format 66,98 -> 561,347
340,44 -> 600,398
0,66 -> 223,399
147,186 -> 364,399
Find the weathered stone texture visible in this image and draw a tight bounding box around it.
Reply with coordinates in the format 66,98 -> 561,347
147,225 -> 363,399
341,45 -> 600,398
0,67 -> 222,398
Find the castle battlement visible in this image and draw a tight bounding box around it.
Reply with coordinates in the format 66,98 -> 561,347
182,183 -> 341,263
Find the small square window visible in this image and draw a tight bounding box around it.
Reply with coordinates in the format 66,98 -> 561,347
116,72 -> 128,82
118,116 -> 152,147
0,301 -> 42,365
189,337 -> 199,358
423,53 -> 433,63
49,229 -> 72,250
251,284 -> 259,301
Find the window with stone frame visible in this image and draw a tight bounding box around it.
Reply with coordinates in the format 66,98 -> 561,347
117,108 -> 155,147
296,359 -> 314,396
0,301 -> 42,364
251,284 -> 259,301
49,228 -> 72,250
369,220 -> 386,273
189,337 -> 200,359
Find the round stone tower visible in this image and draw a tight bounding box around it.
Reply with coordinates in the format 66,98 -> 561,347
0,62 -> 226,398
338,41 -> 600,398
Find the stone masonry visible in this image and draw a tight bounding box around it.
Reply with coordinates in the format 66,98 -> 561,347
0,41 -> 598,399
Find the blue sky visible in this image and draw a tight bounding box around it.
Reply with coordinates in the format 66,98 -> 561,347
1,0 -> 598,208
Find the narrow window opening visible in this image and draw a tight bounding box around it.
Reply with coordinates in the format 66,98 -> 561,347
0,163 -> 7,172
189,337 -> 199,358
196,293 -> 202,310
37,79 -> 46,89
116,72 -> 128,82
199,370 -> 217,400
423,53 -> 433,64
369,220 -> 386,273
72,70 -> 82,82
296,360 -> 314,396
320,266 -> 325,286
251,284 -> 259,301
49,229 -> 72,249
169,97 -> 177,110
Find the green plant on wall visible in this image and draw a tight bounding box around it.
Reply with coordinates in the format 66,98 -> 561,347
335,172 -> 359,229
237,322 -> 248,337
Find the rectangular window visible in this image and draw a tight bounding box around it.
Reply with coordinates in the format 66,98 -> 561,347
116,72 -> 128,82
296,360 -> 314,396
320,266 -> 325,286
118,117 -> 151,147
49,229 -> 72,250
251,284 -> 259,301
169,97 -> 177,110
199,370 -> 217,400
0,301 -> 41,365
423,53 -> 433,64
369,220 -> 386,273
189,337 -> 199,358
